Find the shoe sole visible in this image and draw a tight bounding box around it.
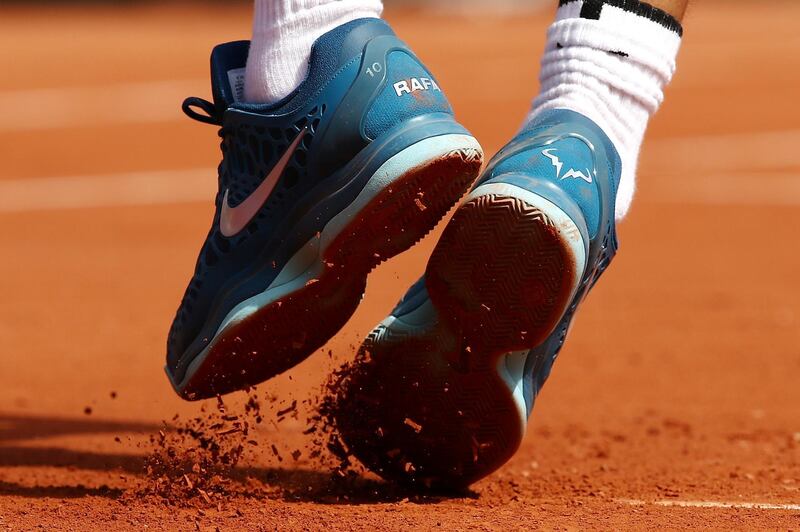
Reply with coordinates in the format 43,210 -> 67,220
335,181 -> 586,489
168,134 -> 483,400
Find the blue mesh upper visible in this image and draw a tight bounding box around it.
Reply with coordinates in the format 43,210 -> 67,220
223,106 -> 325,208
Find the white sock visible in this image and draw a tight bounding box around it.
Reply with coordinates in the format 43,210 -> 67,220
244,0 -> 383,104
526,0 -> 682,219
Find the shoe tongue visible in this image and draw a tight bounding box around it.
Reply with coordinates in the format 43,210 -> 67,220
209,41 -> 250,111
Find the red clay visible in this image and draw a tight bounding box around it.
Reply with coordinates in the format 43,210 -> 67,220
1,1 -> 799,530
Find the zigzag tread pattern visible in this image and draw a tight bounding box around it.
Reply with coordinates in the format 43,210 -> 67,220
426,193 -> 577,352
179,148 -> 483,400
447,147 -> 483,164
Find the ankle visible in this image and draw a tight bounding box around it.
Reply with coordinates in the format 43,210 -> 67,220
526,0 -> 683,219
244,0 -> 383,104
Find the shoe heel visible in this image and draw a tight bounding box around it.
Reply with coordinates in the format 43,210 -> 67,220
327,134 -> 484,270
426,181 -> 588,353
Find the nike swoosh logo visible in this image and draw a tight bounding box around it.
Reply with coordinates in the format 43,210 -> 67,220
219,128 -> 307,237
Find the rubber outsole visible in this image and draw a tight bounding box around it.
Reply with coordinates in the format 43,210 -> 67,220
334,190 -> 584,489
427,193 -> 580,351
170,143 -> 483,400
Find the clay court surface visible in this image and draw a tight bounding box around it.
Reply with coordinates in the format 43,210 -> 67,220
1,1 -> 799,529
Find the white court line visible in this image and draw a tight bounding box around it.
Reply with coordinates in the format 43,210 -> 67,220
2,77 -> 800,166
644,171 -> 800,207
0,128 -> 797,212
0,171 -> 797,213
0,169 -> 216,213
641,129 -> 800,173
0,80 -> 206,132
618,498 -> 800,512
2,169 -> 798,213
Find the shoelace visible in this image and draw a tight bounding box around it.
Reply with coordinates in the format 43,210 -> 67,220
182,96 -> 231,146
182,96 -> 223,126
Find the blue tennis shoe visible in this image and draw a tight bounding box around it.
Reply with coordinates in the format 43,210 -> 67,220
333,109 -> 620,489
166,18 -> 483,400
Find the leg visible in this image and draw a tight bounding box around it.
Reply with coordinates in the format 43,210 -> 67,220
244,0 -> 383,103
528,0 -> 685,219
649,0 -> 689,19
332,0 -> 687,489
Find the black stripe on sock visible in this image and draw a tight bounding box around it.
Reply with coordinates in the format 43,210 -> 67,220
558,0 -> 683,36
580,0 -> 603,19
